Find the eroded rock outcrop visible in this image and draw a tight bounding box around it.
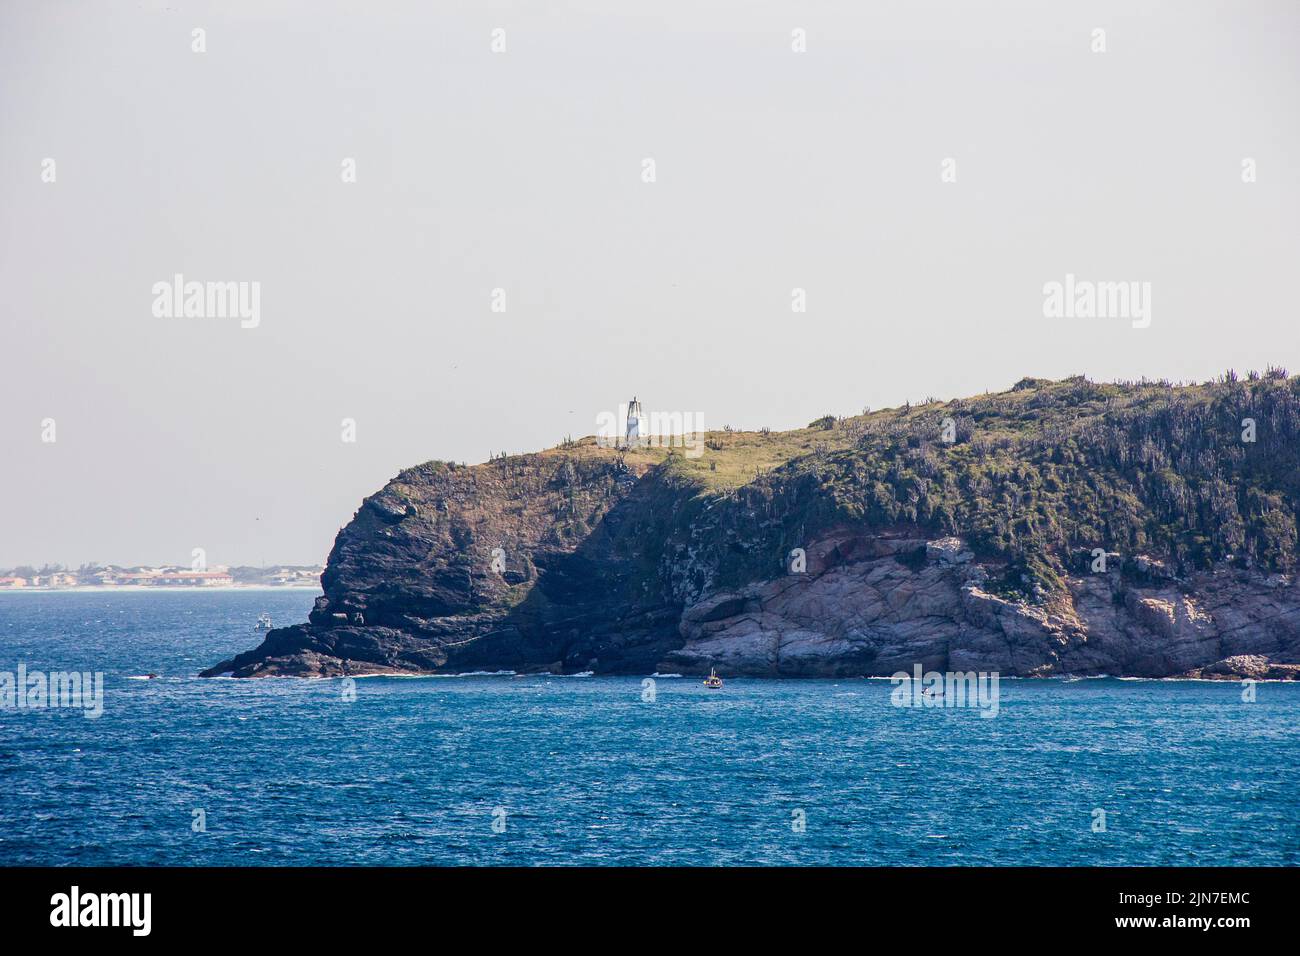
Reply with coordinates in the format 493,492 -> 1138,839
666,530 -> 1300,678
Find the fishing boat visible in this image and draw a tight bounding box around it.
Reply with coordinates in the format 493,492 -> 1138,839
703,666 -> 723,689
254,612 -> 272,632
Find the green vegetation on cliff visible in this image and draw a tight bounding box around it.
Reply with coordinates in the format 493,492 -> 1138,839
525,371 -> 1299,603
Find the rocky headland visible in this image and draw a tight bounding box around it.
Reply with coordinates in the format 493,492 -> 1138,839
203,374 -> 1300,681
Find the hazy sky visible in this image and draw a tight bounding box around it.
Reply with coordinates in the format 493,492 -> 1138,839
2,0 -> 1298,568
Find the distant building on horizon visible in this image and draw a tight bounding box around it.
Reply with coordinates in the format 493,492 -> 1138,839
28,572 -> 78,588
99,568 -> 234,587
151,570 -> 235,587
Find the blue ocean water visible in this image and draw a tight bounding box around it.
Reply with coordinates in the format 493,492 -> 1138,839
1,589 -> 1297,866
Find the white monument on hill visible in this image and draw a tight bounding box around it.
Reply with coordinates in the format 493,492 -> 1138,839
625,397 -> 643,447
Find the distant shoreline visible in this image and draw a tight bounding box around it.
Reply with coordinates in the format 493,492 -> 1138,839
0,585 -> 322,594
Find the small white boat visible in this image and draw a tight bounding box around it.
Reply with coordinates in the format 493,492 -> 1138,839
254,613 -> 272,632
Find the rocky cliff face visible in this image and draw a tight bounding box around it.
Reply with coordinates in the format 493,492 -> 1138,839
205,453 -> 695,677
665,531 -> 1300,679
203,376 -> 1300,680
